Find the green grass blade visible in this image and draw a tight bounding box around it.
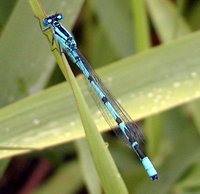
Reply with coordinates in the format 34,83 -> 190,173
187,103 -> 200,134
185,0 -> 200,30
58,55 -> 129,194
131,0 -> 150,51
75,140 -> 101,194
146,0 -> 190,42
63,38 -> 129,192
145,114 -> 163,158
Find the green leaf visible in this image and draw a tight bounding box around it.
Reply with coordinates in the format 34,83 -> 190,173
0,31 -> 200,158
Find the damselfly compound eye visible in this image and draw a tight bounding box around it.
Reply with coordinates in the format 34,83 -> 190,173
42,17 -> 52,26
56,14 -> 63,20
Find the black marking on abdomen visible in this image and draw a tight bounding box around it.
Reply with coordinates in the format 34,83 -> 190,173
75,56 -> 81,63
88,75 -> 94,82
102,96 -> 108,104
116,117 -> 122,125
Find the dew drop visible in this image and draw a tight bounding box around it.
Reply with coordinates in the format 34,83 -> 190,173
154,98 -> 159,103
173,82 -> 181,88
157,88 -> 163,92
33,119 -> 40,125
148,92 -> 153,98
191,72 -> 197,77
64,132 -> 71,136
69,122 -> 75,127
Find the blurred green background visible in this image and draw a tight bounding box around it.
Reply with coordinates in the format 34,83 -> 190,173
0,0 -> 200,193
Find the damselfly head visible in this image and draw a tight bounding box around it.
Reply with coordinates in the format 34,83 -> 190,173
42,13 -> 63,27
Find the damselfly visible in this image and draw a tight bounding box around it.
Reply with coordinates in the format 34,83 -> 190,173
40,13 -> 158,180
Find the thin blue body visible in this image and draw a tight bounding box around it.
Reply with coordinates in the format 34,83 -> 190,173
42,13 -> 158,180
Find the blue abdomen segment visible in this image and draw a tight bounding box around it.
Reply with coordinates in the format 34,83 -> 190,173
141,157 -> 158,180
132,142 -> 158,180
